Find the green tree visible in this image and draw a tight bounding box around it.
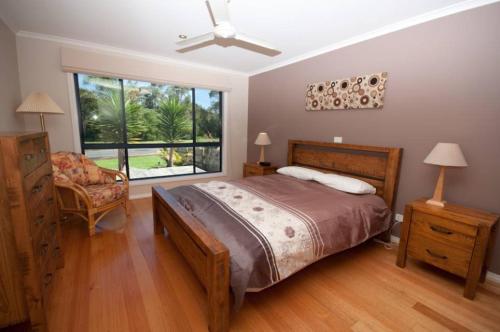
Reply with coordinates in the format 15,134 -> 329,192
157,97 -> 192,167
126,101 -> 148,142
79,89 -> 99,141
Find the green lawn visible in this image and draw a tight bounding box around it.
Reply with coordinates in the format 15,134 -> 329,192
95,155 -> 167,170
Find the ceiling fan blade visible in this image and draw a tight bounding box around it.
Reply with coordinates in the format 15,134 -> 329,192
176,32 -> 214,48
234,33 -> 281,56
206,0 -> 230,25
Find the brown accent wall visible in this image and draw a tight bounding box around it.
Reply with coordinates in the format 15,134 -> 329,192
247,4 -> 500,273
0,18 -> 24,131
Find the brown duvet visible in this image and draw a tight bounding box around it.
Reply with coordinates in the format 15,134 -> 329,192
169,174 -> 391,309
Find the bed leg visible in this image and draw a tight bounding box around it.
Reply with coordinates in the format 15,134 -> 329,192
153,195 -> 164,235
207,250 -> 230,332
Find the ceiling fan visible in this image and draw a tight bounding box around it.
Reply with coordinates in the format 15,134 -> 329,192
176,0 -> 281,56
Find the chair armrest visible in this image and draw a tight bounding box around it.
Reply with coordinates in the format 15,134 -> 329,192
54,181 -> 93,208
98,168 -> 129,187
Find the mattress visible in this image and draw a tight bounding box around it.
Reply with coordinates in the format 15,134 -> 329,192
168,173 -> 391,309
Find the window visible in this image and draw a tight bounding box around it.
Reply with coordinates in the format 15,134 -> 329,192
74,73 -> 222,180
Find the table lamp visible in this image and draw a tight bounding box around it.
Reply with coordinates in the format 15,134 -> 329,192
16,92 -> 64,131
423,142 -> 468,207
254,132 -> 271,166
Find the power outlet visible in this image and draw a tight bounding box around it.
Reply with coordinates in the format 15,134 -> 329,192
333,136 -> 343,143
395,213 -> 404,222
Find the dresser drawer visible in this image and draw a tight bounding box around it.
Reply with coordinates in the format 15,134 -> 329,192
407,234 -> 472,277
35,220 -> 60,279
30,202 -> 56,246
19,136 -> 48,176
19,139 -> 37,175
32,136 -> 49,167
411,212 -> 476,250
25,163 -> 54,207
40,249 -> 57,302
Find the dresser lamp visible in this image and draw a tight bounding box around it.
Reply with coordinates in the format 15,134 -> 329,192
423,142 -> 468,207
16,92 -> 65,132
254,132 -> 271,166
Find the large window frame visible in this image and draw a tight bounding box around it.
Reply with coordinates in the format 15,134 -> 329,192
73,73 -> 223,181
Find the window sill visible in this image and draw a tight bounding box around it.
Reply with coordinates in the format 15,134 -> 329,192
128,171 -> 226,187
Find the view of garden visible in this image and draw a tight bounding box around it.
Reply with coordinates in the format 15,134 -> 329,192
76,74 -> 222,179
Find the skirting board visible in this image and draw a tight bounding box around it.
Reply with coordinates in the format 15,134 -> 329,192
389,235 -> 500,286
130,192 -> 152,200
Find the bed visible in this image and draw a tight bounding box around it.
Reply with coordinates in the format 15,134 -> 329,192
152,140 -> 402,332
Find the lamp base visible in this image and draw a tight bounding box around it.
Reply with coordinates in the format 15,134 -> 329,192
426,166 -> 446,208
425,198 -> 446,207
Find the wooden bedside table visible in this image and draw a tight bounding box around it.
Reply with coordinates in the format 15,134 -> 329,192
243,163 -> 278,178
397,198 -> 498,299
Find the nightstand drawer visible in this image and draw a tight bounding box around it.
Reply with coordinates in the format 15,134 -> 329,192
413,211 -> 477,237
245,168 -> 261,177
408,235 -> 472,277
411,212 -> 476,250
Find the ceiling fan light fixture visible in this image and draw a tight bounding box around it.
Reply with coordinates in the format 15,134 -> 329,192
213,22 -> 236,39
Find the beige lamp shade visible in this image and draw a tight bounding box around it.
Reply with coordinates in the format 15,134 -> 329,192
254,132 -> 271,146
424,143 -> 468,167
16,92 -> 65,115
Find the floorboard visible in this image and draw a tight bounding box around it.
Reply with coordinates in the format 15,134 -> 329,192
47,198 -> 500,332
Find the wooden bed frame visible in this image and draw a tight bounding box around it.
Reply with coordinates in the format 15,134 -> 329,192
152,140 -> 402,332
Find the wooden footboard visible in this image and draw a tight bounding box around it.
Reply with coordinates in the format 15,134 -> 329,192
152,186 -> 230,332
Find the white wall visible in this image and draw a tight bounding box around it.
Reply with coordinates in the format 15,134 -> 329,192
0,18 -> 24,131
16,34 -> 248,197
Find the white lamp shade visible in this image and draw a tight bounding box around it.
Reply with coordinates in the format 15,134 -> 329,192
424,143 -> 468,167
254,132 -> 271,146
16,92 -> 64,114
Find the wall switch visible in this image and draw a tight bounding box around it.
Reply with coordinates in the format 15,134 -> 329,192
395,213 -> 404,222
333,136 -> 343,143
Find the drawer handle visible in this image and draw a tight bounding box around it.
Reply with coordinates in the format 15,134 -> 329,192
47,197 -> 54,204
426,249 -> 447,260
32,185 -> 43,193
35,215 -> 45,225
53,246 -> 61,258
430,225 -> 453,235
43,273 -> 53,286
40,242 -> 49,256
40,148 -> 46,154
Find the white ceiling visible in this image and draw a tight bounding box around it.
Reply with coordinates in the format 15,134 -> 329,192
0,0 -> 492,74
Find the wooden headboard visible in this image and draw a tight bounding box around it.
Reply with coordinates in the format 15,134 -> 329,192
287,140 -> 403,210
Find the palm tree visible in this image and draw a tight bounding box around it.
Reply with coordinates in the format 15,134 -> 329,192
157,97 -> 192,167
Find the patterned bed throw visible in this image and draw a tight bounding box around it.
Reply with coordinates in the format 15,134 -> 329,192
168,174 -> 391,309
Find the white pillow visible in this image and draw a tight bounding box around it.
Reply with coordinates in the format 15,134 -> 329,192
314,173 -> 376,194
277,166 -> 324,181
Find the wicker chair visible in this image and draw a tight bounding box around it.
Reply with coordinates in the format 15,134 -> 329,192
51,152 -> 130,236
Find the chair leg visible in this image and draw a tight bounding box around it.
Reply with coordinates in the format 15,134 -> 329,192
125,198 -> 131,216
88,212 -> 96,237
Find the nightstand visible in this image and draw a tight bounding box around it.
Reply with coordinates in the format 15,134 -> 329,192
243,163 -> 278,178
397,198 -> 498,299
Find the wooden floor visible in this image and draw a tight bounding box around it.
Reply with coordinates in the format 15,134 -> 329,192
48,198 -> 500,332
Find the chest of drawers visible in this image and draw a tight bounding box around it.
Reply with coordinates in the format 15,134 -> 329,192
0,132 -> 64,331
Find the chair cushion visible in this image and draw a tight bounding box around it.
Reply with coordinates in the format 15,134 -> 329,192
82,158 -> 115,185
85,183 -> 126,208
51,152 -> 88,185
52,164 -> 71,183
51,152 -> 114,186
